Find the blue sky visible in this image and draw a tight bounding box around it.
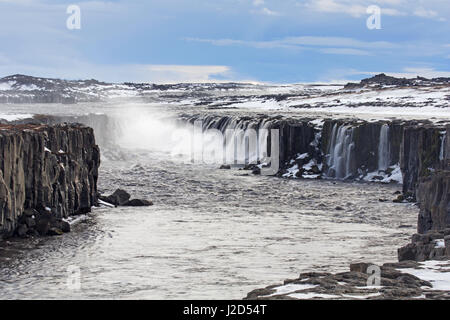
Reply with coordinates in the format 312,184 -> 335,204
0,0 -> 449,83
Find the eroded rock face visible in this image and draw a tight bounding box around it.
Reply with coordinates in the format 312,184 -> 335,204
0,123 -> 100,238
417,171 -> 450,234
400,124 -> 444,198
398,229 -> 450,261
397,126 -> 449,260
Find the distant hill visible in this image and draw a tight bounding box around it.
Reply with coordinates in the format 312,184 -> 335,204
344,73 -> 450,89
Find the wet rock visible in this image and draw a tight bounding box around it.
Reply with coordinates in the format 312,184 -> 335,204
245,287 -> 277,300
24,217 -> 36,228
252,167 -> 261,175
52,219 -> 71,233
47,227 -> 64,236
383,261 -> 420,269
219,164 -> 231,169
23,208 -> 38,218
310,165 -> 321,175
399,229 -> 450,261
350,262 -> 371,273
124,199 -> 153,207
16,224 -> 28,238
101,189 -> 131,206
35,211 -> 52,236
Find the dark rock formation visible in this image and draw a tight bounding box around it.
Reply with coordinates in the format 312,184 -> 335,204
100,189 -> 131,206
245,261 -> 450,300
124,199 -> 153,207
400,124 -> 444,198
344,73 -> 450,89
398,229 -> 450,261
416,171 -> 450,234
8,113 -> 120,148
99,188 -> 153,207
0,123 -> 100,239
397,126 -> 449,260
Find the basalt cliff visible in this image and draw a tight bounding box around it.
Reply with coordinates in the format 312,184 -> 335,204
0,123 -> 100,239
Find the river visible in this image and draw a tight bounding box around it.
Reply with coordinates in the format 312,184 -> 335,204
0,102 -> 418,299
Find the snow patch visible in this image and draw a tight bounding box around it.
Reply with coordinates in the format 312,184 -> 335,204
265,283 -> 318,297
398,260 -> 450,291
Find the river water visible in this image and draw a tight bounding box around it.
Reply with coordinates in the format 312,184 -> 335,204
0,102 -> 418,299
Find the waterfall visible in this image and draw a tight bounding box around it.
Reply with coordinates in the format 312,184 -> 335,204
378,124 -> 390,171
439,131 -> 446,161
182,115 -> 278,166
326,124 -> 355,179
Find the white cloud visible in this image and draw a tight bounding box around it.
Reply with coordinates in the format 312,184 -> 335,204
283,36 -> 396,49
303,0 -> 406,17
0,59 -> 234,83
259,7 -> 280,16
319,48 -> 371,55
250,0 -> 280,16
144,65 -> 232,82
305,0 -> 367,17
302,0 -> 449,19
413,7 -> 438,18
185,36 -> 396,54
184,37 -> 300,50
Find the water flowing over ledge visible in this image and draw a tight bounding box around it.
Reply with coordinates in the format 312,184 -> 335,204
7,112 -> 449,237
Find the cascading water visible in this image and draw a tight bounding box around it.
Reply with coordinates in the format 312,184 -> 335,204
182,115 -> 277,166
440,131 -> 447,161
378,124 -> 391,171
326,124 -> 355,179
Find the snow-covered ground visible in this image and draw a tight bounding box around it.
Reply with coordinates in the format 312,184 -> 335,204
1,74 -> 449,120
255,259 -> 450,300
399,260 -> 450,291
0,113 -> 34,121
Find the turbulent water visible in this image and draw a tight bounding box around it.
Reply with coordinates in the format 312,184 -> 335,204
0,102 -> 419,299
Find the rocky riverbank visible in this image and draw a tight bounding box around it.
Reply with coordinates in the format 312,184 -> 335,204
245,260 -> 450,300
0,123 -> 100,239
244,119 -> 450,300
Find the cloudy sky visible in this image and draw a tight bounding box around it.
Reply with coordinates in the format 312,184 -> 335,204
0,0 -> 449,83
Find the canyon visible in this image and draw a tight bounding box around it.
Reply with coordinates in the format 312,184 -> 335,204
0,74 -> 448,299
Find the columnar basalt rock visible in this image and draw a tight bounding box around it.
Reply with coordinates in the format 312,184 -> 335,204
416,170 -> 450,234
0,123 -> 100,238
400,124 -> 444,198
398,125 -> 450,261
